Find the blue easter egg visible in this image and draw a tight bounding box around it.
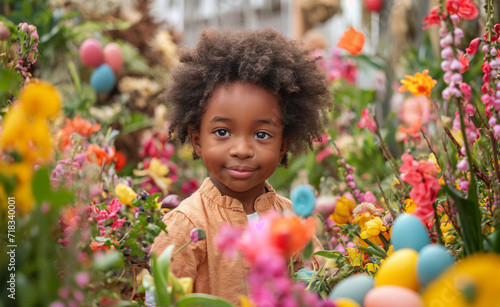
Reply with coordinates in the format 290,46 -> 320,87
90,64 -> 116,93
290,185 -> 316,217
391,213 -> 430,252
417,244 -> 454,288
329,274 -> 374,305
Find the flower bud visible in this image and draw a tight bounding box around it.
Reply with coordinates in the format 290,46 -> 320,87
161,194 -> 180,209
457,159 -> 469,171
0,22 -> 9,41
190,228 -> 206,243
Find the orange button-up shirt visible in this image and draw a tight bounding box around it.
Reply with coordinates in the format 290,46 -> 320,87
151,177 -> 322,305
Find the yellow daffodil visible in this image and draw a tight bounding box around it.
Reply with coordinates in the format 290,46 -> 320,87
330,196 -> 356,225
404,198 -> 417,213
347,247 -> 362,267
133,158 -> 172,193
398,69 -> 437,97
114,183 -> 137,206
360,217 -> 387,239
352,202 -> 379,229
20,80 -> 61,119
365,262 -> 380,276
178,277 -> 193,295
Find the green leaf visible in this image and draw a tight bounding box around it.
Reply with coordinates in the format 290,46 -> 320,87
177,294 -> 235,307
151,253 -> 172,306
312,250 -> 344,259
93,250 -> 124,270
443,185 -> 482,255
32,168 -> 51,204
49,190 -> 75,207
302,240 -> 313,260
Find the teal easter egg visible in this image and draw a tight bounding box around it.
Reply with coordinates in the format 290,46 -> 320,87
90,64 -> 116,93
329,274 -> 374,306
291,185 -> 316,217
417,244 -> 454,288
391,213 -> 430,252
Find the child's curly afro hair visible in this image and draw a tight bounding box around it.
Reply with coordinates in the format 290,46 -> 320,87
163,27 -> 332,166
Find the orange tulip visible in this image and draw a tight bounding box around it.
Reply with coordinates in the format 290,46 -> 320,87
270,215 -> 317,257
337,27 -> 365,56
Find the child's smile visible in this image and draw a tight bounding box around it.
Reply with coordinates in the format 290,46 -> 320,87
190,81 -> 288,206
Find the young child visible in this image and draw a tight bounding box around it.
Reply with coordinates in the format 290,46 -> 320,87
150,27 -> 332,305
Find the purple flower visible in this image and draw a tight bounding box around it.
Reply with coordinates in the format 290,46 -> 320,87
190,228 -> 205,243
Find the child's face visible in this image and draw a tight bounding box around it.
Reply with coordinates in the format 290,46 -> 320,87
190,81 -> 288,198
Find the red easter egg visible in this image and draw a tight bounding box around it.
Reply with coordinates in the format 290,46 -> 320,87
79,38 -> 104,67
103,43 -> 124,74
365,0 -> 383,12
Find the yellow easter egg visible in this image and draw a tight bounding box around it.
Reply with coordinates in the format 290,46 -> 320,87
375,248 -> 419,291
422,253 -> 500,307
333,298 -> 361,307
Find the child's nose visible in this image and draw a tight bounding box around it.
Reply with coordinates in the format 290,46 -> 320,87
229,138 -> 254,159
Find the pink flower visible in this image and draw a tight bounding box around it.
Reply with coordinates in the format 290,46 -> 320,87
399,95 -> 431,129
110,217 -> 126,230
446,0 -> 479,20
465,38 -> 481,56
316,147 -> 333,162
215,224 -> 243,257
399,154 -> 440,221
75,272 -> 91,288
357,109 -> 377,132
422,7 -> 443,30
181,178 -> 199,195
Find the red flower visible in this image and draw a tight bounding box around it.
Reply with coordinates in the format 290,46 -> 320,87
113,151 -> 127,171
446,0 -> 478,20
483,24 -> 500,41
465,38 -> 481,56
422,6 -> 442,30
459,52 -> 469,73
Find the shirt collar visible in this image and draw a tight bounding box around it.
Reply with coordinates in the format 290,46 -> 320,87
199,177 -> 276,213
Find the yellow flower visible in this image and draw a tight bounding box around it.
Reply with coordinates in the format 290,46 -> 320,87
149,158 -> 169,177
347,247 -> 362,267
428,153 -> 441,173
114,183 -> 137,206
329,196 -> 356,225
239,296 -> 257,307
422,254 -> 500,307
133,158 -> 172,194
365,262 -> 380,276
20,80 -> 61,119
360,217 -> 387,239
404,198 -> 417,213
1,104 -> 52,163
399,69 -> 437,97
178,277 -> 193,295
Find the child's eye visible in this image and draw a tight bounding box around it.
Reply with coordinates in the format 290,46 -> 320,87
255,131 -> 271,139
214,129 -> 229,137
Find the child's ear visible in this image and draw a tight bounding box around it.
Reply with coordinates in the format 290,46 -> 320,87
189,127 -> 202,159
280,138 -> 291,160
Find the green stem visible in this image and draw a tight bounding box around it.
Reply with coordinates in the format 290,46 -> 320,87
378,233 -> 390,251
354,230 -> 387,258
172,240 -> 192,258
433,202 -> 444,246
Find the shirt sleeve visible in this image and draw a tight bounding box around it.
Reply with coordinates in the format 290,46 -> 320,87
150,210 -> 207,281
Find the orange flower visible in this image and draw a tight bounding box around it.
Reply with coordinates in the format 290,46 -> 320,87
337,27 -> 365,56
270,215 -> 317,257
57,116 -> 101,149
398,70 -> 437,97
113,151 -> 127,171
89,236 -> 118,253
86,144 -> 115,166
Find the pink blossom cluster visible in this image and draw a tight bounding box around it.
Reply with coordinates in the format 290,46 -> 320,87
357,109 -> 377,133
87,199 -> 126,236
51,153 -> 87,189
314,47 -> 358,84
468,24 -> 500,140
247,253 -> 335,307
340,158 -> 368,202
15,22 -> 39,83
399,153 -> 440,222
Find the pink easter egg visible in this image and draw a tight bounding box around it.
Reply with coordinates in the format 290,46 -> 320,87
364,286 -> 423,307
79,38 -> 104,67
103,43 -> 124,74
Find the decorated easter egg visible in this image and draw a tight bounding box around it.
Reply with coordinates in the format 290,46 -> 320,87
90,64 -> 116,93
333,298 -> 361,307
315,195 -> 338,217
375,248 -> 419,291
391,213 -> 430,252
79,38 -> 103,67
103,43 -> 124,73
329,274 -> 374,306
291,185 -> 316,217
364,286 -> 423,307
417,244 -> 454,288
